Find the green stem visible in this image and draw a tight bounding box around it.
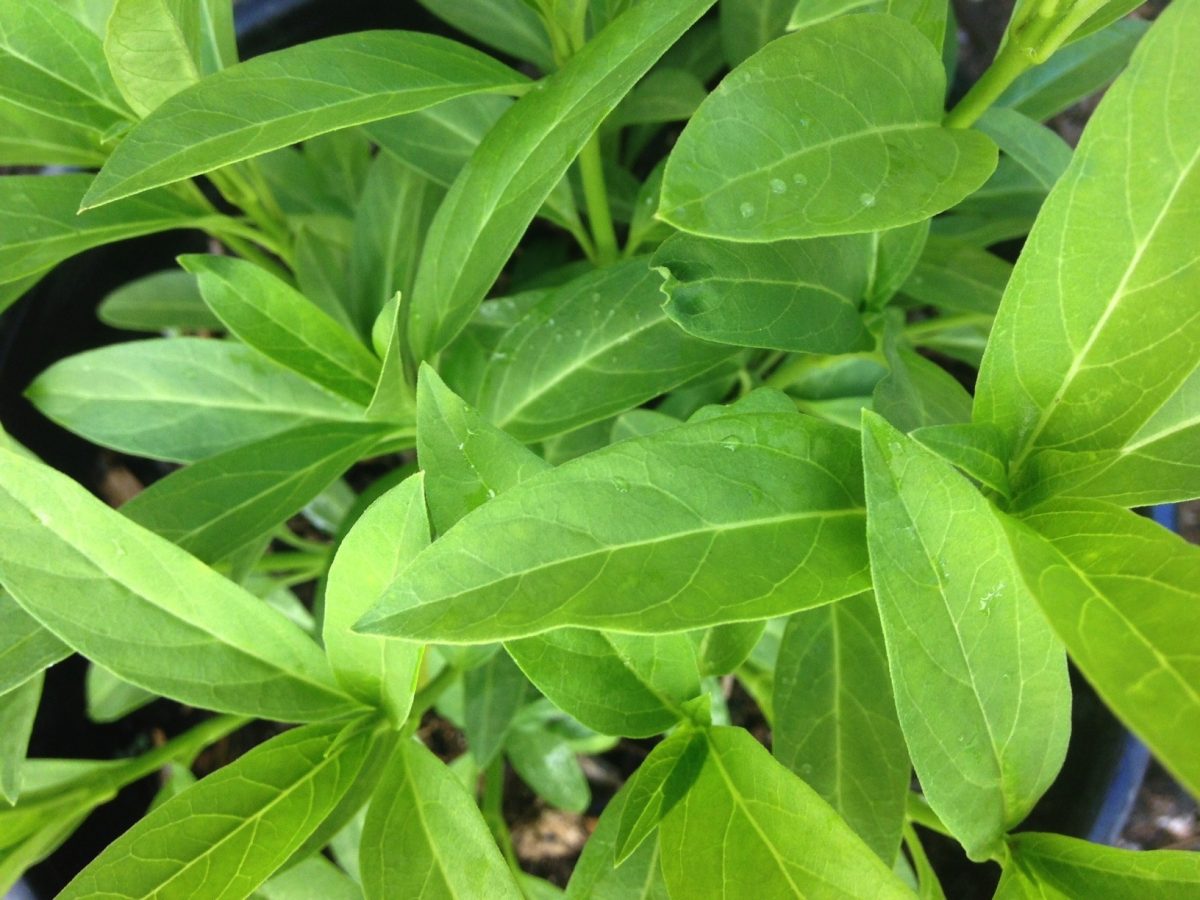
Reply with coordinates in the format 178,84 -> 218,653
247,550 -> 328,573
115,715 -> 249,789
904,312 -> 994,340
272,526 -> 329,554
483,756 -> 521,873
906,792 -> 953,838
944,40 -> 1034,129
902,822 -> 947,898
207,220 -> 295,285
578,136 -> 620,266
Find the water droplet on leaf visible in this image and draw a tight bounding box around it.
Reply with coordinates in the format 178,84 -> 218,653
859,193 -> 877,208
769,178 -> 787,195
739,201 -> 756,219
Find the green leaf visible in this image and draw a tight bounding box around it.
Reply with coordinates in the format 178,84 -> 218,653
719,0 -> 793,66
1010,501 -> 1200,799
358,412 -> 869,643
0,0 -> 130,166
464,651 -> 531,767
85,662 -> 154,723
507,630 -> 700,738
864,220 -> 930,311
901,236 -> 1011,316
976,0 -> 1200,506
886,0 -> 948,53
324,474 -> 428,723
872,328 -> 972,433
787,0 -> 881,32
996,19 -> 1147,121
475,259 -> 737,442
60,719 -> 374,899
97,269 -> 223,333
347,155 -> 442,339
0,448 -> 359,722
28,338 -> 366,463
0,673 -> 41,804
104,0 -> 205,116
659,14 -> 996,242
255,855 -> 362,900
0,591 -> 69,696
1000,832 -> 1200,899
183,255 -> 382,406
611,67 -> 707,128
910,422 -> 1011,497
361,738 -> 523,900
654,232 -> 874,352
407,0 -> 717,359
773,592 -> 908,862
416,0 -> 553,70
82,32 -> 529,208
565,773 -> 669,900
417,365 -> 551,536
974,107 -> 1072,192
0,174 -> 211,284
659,727 -> 912,897
121,422 -> 385,563
613,729 -> 707,862
691,620 -> 765,676
861,412 -> 1070,860
507,722 -> 590,813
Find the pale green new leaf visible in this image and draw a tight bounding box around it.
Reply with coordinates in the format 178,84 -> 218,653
0,0 -> 130,166
59,719 -> 374,899
82,32 -> 529,208
1011,501 -> 1200,798
324,474 -> 428,723
475,259 -> 737,442
861,412 -> 1070,860
654,232 -> 874,352
0,175 -> 212,284
104,0 -> 204,116
774,592 -> 909,862
0,591 -> 69,696
975,1 -> 1200,503
0,673 -> 41,804
787,0 -> 881,32
911,422 -> 1011,497
999,832 -> 1200,899
97,269 -> 223,333
358,412 -> 869,643
183,255 -> 382,406
360,738 -> 523,900
659,727 -> 912,897
28,338 -> 366,463
0,448 -> 359,722
407,0 -> 717,359
659,15 -> 996,242
691,620 -> 765,676
121,422 -> 386,563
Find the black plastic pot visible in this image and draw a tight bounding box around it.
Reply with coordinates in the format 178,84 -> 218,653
0,2 -> 1166,896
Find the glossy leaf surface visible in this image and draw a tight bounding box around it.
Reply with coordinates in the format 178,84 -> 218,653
324,475 -> 428,722
360,412 -> 869,643
774,592 -> 909,862
862,413 -> 1070,860
654,232 -> 873,352
28,338 -> 365,463
361,738 -> 523,900
407,0 -> 716,359
660,15 -> 996,241
975,1 -> 1200,504
83,32 -> 528,207
659,727 -> 912,897
60,720 -> 373,899
0,448 -> 357,722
